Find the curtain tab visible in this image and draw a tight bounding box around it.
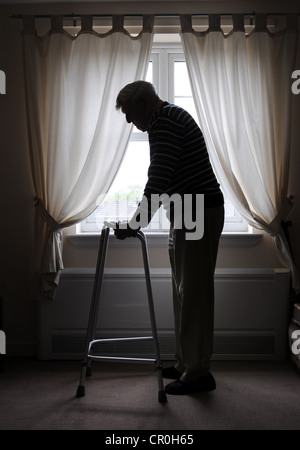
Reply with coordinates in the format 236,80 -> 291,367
208,14 -> 221,32
255,14 -> 268,32
232,15 -> 245,32
180,15 -> 193,33
51,16 -> 64,33
112,15 -> 124,32
22,16 -> 35,35
81,15 -> 93,32
143,15 -> 154,33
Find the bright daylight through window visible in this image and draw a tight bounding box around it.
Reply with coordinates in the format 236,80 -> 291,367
80,41 -> 247,233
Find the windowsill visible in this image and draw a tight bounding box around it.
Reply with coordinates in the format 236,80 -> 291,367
67,231 -> 263,248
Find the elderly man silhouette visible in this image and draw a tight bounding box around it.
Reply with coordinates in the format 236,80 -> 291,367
114,81 -> 224,395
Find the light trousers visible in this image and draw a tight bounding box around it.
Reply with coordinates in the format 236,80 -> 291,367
168,205 -> 224,382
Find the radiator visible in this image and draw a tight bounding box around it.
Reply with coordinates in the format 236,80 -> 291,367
38,268 -> 290,361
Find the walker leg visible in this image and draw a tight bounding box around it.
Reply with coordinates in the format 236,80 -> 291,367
86,363 -> 92,377
158,389 -> 168,403
76,362 -> 87,397
137,231 -> 167,403
76,227 -> 109,397
76,384 -> 85,398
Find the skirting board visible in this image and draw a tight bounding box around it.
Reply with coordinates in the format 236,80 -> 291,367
38,268 -> 290,361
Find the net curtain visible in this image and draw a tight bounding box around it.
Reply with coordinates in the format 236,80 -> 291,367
22,15 -> 154,300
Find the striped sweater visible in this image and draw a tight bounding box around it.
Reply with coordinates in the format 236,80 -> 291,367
131,102 -> 223,227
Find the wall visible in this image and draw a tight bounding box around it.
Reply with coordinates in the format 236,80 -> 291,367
42,267 -> 290,361
0,1 -> 299,356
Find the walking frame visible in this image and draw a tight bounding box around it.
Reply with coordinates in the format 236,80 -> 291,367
76,223 -> 167,403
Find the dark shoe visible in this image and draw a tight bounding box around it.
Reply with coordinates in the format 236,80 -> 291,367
165,373 -> 216,395
162,366 -> 183,379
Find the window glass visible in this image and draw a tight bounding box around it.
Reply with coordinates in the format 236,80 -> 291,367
80,46 -> 247,233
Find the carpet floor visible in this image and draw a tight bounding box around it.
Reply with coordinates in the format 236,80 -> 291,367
0,357 -> 300,430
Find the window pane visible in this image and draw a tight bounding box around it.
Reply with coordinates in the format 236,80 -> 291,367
146,61 -> 153,83
83,62 -> 152,230
81,141 -> 149,230
109,141 -> 149,197
174,61 -> 191,97
174,61 -> 198,122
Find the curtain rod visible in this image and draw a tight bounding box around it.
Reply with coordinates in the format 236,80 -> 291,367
10,12 -> 298,20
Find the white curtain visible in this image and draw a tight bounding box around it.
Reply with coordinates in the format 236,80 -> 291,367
181,14 -> 300,292
22,15 -> 154,299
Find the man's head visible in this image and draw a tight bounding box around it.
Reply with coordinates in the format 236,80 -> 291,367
116,81 -> 160,132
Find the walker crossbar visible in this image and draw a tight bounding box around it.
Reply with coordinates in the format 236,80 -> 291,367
87,356 -> 156,362
76,224 -> 167,403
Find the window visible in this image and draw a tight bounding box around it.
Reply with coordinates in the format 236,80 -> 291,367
80,38 -> 248,233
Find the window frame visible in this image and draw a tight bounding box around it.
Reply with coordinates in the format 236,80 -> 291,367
79,40 -> 249,234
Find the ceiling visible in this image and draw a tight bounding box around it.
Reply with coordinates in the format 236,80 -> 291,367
0,0 -> 296,12
0,0 -> 236,3
0,0 -> 208,3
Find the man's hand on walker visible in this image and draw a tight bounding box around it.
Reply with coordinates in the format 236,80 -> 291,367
114,221 -> 139,240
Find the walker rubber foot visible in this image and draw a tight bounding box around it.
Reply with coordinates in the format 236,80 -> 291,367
158,390 -> 168,403
76,385 -> 85,398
